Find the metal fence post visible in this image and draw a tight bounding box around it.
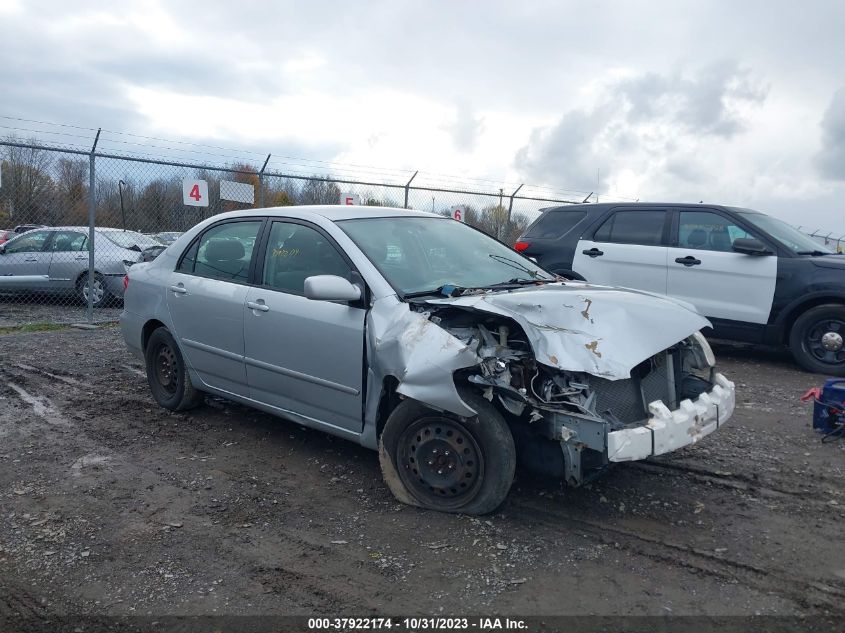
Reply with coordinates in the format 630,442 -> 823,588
505,183 -> 523,239
404,171 -> 418,209
257,153 -> 271,208
86,128 -> 101,323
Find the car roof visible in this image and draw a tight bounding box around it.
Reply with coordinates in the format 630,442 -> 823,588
541,201 -> 748,212
253,205 -> 441,221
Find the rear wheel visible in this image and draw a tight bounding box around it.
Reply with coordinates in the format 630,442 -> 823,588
77,272 -> 111,308
145,327 -> 203,410
379,391 -> 515,515
789,304 -> 845,375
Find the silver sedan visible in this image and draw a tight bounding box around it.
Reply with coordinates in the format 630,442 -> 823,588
121,206 -> 735,514
0,226 -> 161,307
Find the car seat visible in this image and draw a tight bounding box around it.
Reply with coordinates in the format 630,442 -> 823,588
686,229 -> 708,248
709,228 -> 732,252
54,236 -> 75,251
198,238 -> 247,280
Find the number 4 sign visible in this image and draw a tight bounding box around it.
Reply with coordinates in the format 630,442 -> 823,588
182,179 -> 209,207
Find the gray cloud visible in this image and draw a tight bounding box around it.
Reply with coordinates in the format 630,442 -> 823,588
816,88 -> 845,181
444,102 -> 484,152
515,62 -> 767,190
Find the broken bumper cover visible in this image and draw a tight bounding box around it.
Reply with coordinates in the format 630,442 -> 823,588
606,373 -> 735,462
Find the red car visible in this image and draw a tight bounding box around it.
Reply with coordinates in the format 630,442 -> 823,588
0,229 -> 13,245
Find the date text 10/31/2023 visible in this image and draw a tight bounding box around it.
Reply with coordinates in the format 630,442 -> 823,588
307,617 -> 528,630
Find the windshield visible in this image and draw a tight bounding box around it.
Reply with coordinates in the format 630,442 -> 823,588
101,230 -> 161,250
338,216 -> 555,296
738,211 -> 835,254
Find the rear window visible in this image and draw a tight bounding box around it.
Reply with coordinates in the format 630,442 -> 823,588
525,210 -> 587,238
593,210 -> 667,246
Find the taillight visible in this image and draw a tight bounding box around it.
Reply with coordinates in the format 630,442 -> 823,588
123,275 -> 129,291
514,241 -> 530,252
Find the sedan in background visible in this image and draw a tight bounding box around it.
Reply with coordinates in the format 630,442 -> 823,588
0,226 -> 163,307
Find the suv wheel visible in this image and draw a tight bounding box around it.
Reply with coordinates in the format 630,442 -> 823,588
789,304 -> 845,375
145,327 -> 204,410
378,391 -> 515,515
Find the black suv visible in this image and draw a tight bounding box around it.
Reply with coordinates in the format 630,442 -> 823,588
516,202 -> 845,375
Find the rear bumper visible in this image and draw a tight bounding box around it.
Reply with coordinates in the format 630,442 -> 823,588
606,373 -> 735,462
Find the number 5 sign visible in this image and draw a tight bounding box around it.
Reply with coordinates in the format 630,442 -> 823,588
451,206 -> 465,222
182,179 -> 209,207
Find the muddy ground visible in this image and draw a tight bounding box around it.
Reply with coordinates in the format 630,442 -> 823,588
0,325 -> 843,618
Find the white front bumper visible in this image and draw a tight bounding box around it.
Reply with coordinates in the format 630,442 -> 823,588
606,373 -> 736,462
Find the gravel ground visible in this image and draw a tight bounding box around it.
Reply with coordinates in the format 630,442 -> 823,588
0,295 -> 121,327
0,326 -> 843,618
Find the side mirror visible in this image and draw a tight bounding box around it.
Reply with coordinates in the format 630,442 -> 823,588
304,275 -> 362,302
732,237 -> 772,256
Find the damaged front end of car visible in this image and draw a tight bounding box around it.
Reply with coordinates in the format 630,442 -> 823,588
368,283 -> 736,487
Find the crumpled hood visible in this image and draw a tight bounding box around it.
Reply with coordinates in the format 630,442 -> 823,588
425,282 -> 711,380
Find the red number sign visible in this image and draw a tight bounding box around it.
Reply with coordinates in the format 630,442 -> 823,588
189,184 -> 202,202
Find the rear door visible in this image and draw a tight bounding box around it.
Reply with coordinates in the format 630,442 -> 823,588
46,230 -> 89,291
244,219 -> 366,434
572,208 -> 670,294
667,209 -> 776,323
165,218 -> 264,397
0,229 -> 53,290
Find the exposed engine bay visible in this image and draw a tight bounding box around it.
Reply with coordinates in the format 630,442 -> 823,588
416,303 -> 719,485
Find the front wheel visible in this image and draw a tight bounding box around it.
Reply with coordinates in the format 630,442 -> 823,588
145,327 -> 204,410
379,391 -> 516,515
789,304 -> 845,375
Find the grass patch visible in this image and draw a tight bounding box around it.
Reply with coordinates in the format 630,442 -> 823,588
0,322 -> 72,335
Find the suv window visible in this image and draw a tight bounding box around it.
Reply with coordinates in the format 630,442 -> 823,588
594,210 -> 666,246
678,211 -> 753,252
262,221 -> 352,294
50,231 -> 88,252
525,210 -> 587,238
4,230 -> 51,254
178,220 -> 262,282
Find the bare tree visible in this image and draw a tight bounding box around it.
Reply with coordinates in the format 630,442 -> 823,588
0,135 -> 55,225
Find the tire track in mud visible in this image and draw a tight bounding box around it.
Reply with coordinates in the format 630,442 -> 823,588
632,460 -> 839,501
509,497 -> 845,613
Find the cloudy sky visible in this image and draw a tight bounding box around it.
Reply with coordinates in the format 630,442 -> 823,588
2,0 -> 844,229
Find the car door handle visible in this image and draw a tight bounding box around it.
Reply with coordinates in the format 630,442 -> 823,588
74,255 -> 87,260
675,256 -> 702,266
582,248 -> 604,257
24,257 -> 38,262
168,285 -> 187,295
247,300 -> 270,312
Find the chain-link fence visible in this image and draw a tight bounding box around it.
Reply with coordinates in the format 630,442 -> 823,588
0,137 -> 579,327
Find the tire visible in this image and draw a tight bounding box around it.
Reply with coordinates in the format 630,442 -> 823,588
144,327 -> 204,411
378,390 -> 516,515
789,304 -> 845,375
77,272 -> 111,308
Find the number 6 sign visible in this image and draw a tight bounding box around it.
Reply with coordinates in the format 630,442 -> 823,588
182,179 -> 209,207
451,206 -> 465,222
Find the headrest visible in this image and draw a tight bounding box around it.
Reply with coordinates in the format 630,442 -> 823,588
687,229 -> 708,247
205,238 -> 244,262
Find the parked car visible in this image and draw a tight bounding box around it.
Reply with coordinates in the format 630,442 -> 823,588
153,231 -> 183,245
516,202 -> 845,376
121,206 -> 735,514
13,224 -> 47,234
0,229 -> 12,245
0,226 -> 163,307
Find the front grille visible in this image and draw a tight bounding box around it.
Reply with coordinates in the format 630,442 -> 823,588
588,352 -> 672,424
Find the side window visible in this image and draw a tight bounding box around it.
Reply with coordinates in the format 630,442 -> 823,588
262,222 -> 352,294
593,211 -> 666,246
50,231 -> 87,252
4,230 -> 51,254
180,221 -> 262,282
525,210 -> 587,238
678,211 -> 752,252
